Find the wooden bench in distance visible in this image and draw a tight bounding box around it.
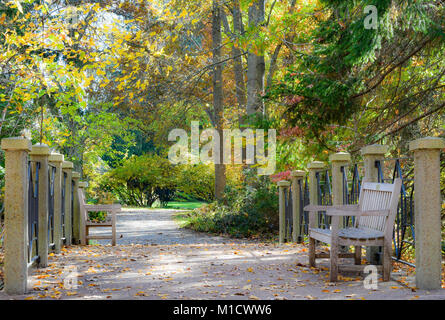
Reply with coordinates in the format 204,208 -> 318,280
304,178 -> 402,282
78,189 -> 121,246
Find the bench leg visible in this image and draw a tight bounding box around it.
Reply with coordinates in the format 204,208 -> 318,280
111,210 -> 116,246
329,243 -> 339,282
85,226 -> 90,246
354,246 -> 361,265
111,225 -> 116,246
382,240 -> 392,282
80,225 -> 86,245
309,237 -> 316,267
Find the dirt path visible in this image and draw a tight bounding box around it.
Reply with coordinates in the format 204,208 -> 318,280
1,208 -> 444,300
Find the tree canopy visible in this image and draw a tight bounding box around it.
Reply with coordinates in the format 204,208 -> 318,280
0,0 -> 443,203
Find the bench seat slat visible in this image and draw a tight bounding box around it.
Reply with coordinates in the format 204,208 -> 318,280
310,227 -> 384,241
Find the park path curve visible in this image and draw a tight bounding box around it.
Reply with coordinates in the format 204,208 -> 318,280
91,208 -> 229,246
1,208 -> 444,300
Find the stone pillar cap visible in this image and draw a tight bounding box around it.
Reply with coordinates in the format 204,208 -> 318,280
291,170 -> 306,178
30,143 -> 51,156
409,137 -> 445,151
49,153 -> 64,162
307,161 -> 325,170
329,152 -> 351,162
78,182 -> 88,188
361,144 -> 388,156
277,180 -> 291,187
1,137 -> 32,152
62,161 -> 74,169
72,172 -> 81,179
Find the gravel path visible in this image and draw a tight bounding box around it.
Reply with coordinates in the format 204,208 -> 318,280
1,208 -> 444,300
91,208 -> 230,246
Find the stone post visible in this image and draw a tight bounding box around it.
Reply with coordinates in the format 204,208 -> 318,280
1,137 -> 32,294
361,144 -> 388,264
62,161 -> 73,245
49,153 -> 64,253
307,161 -> 325,228
409,137 -> 445,290
78,181 -> 88,245
361,145 -> 388,183
330,153 -> 352,254
71,172 -> 80,245
278,180 -> 291,244
307,161 -> 325,267
290,170 -> 305,243
29,144 -> 50,268
330,152 -> 351,221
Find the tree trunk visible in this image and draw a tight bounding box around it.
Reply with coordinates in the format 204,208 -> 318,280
231,0 -> 247,123
246,0 -> 265,116
212,0 -> 226,200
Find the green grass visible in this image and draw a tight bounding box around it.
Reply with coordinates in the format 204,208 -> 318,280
164,201 -> 206,210
172,211 -> 193,228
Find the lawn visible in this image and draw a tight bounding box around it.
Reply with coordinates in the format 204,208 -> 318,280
164,201 -> 206,210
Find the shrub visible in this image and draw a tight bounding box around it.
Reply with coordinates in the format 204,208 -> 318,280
183,170 -> 279,238
99,155 -> 216,207
155,187 -> 176,207
176,164 -> 214,202
100,154 -> 179,207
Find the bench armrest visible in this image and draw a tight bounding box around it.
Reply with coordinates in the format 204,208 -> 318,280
84,204 -> 122,212
325,209 -> 390,217
303,204 -> 359,212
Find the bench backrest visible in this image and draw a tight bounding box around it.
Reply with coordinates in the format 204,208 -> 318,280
356,178 -> 402,233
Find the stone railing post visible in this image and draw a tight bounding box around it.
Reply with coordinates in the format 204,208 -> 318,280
308,161 -> 325,227
409,137 -> 445,290
49,153 -> 64,253
71,172 -> 80,245
330,153 -> 351,253
78,181 -> 88,245
330,152 -> 351,220
290,170 -> 305,243
1,137 -> 32,294
278,180 -> 290,244
30,144 -> 50,268
361,144 -> 388,265
307,161 -> 325,266
361,144 -> 388,183
62,161 -> 73,245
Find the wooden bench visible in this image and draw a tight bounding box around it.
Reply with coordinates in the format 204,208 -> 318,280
78,189 -> 121,246
304,178 -> 402,282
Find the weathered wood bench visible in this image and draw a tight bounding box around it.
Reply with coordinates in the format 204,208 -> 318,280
304,178 -> 402,282
78,189 -> 121,246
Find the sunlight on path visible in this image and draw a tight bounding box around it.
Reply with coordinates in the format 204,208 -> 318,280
2,209 -> 444,300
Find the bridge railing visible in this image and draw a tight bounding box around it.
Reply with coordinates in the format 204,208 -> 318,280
1,137 -> 85,294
